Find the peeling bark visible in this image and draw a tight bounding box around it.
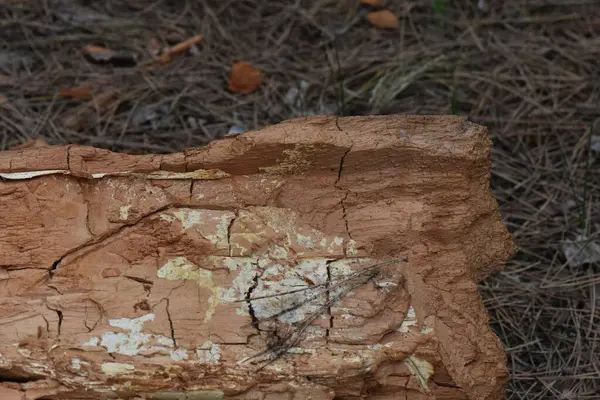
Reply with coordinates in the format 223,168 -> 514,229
0,115 -> 515,399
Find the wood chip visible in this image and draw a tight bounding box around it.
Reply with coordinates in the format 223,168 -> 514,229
367,10 -> 400,28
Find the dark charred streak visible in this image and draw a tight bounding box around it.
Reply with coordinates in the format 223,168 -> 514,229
124,275 -> 154,285
49,259 -> 60,278
334,148 -> 349,188
246,266 -> 261,330
0,372 -> 43,384
227,211 -> 237,257
325,261 -> 333,338
56,309 -> 63,337
165,299 -> 177,347
66,145 -> 71,171
431,379 -> 460,389
189,179 -> 195,203
340,191 -> 353,240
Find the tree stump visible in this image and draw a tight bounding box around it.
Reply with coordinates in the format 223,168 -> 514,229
0,115 -> 515,400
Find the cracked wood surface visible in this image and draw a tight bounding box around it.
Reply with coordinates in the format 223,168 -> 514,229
0,115 -> 516,400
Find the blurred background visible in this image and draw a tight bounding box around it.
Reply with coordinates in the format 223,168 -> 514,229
1,1 -> 599,398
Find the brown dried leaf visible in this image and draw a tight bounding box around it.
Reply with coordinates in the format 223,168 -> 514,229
361,0 -> 383,7
83,45 -> 115,62
228,62 -> 264,94
155,34 -> 203,65
367,10 -> 399,28
0,95 -> 6,104
58,87 -> 94,100
83,45 -> 137,67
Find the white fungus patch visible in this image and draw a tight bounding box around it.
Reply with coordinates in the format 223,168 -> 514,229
397,306 -> 417,333
347,239 -> 358,256
119,205 -> 131,220
249,258 -> 330,324
82,336 -> 100,347
157,257 -> 213,282
170,348 -> 190,362
169,209 -> 234,250
82,313 -> 175,357
196,341 -> 220,364
71,358 -> 82,370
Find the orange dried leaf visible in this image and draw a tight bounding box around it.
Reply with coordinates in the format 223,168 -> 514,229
155,34 -> 203,65
228,62 -> 264,94
367,10 -> 399,28
361,0 -> 383,7
58,87 -> 94,100
84,45 -> 114,61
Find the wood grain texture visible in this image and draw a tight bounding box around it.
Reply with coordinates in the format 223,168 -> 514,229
0,115 -> 515,400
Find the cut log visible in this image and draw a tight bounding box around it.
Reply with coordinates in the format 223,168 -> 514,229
0,115 -> 515,400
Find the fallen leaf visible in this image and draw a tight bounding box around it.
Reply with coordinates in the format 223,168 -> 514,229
367,10 -> 400,28
10,138 -> 49,150
228,62 -> 264,94
84,45 -> 114,62
58,87 -> 94,100
361,0 -> 383,7
0,95 -> 6,104
155,34 -> 204,65
83,45 -> 137,67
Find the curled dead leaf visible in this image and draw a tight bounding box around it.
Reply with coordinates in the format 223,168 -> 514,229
228,62 -> 264,94
58,87 -> 94,100
83,45 -> 114,62
361,0 -> 384,7
367,10 -> 400,28
154,34 -> 204,65
83,45 -> 137,67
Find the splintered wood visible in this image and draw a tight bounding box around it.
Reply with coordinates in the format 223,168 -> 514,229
0,115 -> 515,400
